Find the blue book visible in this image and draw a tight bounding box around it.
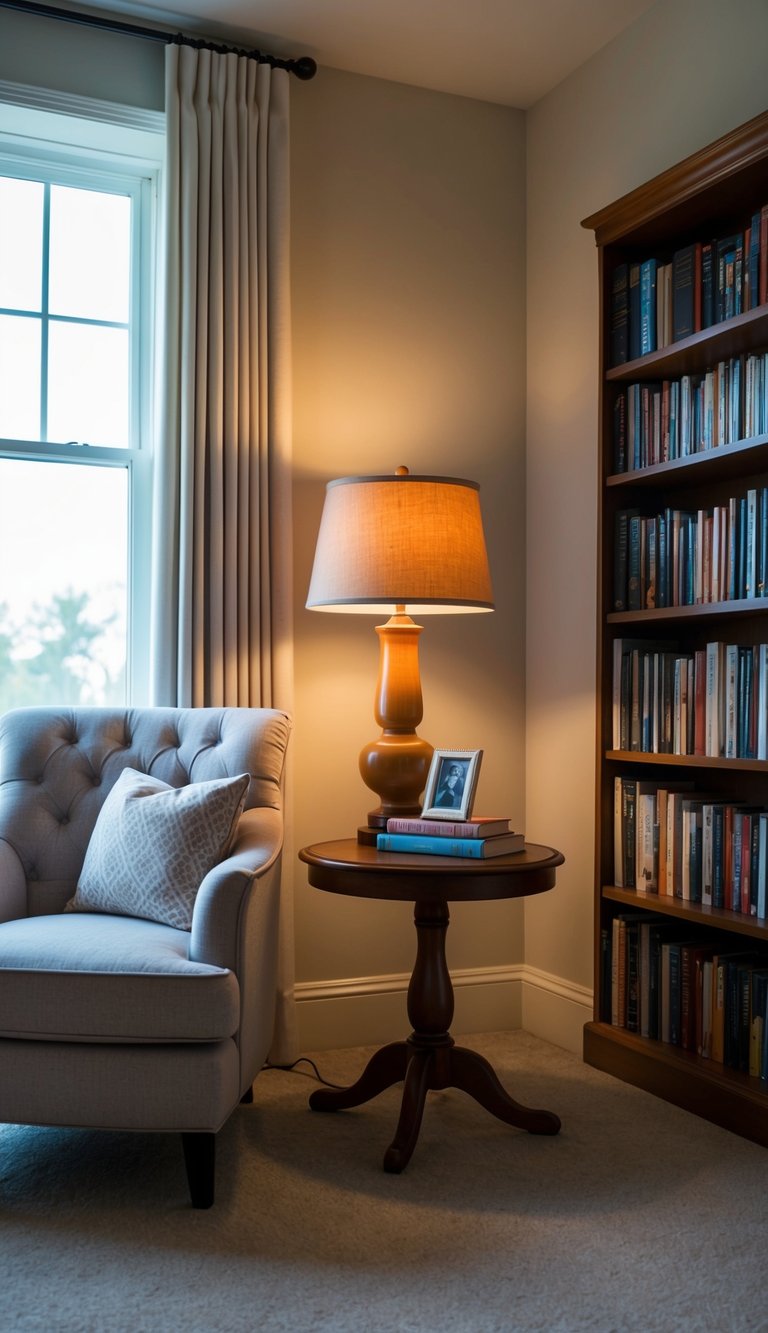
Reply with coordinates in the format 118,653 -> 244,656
640,258 -> 657,355
376,832 -> 524,858
628,261 -> 641,360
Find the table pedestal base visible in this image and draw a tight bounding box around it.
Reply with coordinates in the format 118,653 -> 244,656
310,1035 -> 561,1172
309,898 -> 560,1172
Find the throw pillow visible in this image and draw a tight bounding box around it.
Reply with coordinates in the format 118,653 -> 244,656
66,767 -> 250,930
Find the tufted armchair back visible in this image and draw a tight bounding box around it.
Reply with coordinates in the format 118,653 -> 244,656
0,706 -> 291,918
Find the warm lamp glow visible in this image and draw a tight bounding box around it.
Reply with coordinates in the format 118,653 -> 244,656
306,471 -> 494,615
306,467 -> 494,840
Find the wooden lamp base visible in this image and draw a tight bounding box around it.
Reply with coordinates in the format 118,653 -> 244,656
356,611 -> 433,845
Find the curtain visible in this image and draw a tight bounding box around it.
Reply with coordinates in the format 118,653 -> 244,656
152,43 -> 296,1062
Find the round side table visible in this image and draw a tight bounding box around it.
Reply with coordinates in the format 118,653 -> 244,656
298,838 -> 565,1172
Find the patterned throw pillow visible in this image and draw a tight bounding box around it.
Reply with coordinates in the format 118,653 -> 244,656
67,767 -> 250,930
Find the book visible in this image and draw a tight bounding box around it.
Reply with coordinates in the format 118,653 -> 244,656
639,258 -> 657,355
376,832 -> 525,858
610,262 -> 629,365
386,816 -> 510,839
628,262 -> 641,360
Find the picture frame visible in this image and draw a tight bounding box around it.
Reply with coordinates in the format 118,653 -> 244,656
420,749 -> 483,821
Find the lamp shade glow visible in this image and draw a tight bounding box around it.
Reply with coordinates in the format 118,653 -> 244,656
306,472 -> 494,615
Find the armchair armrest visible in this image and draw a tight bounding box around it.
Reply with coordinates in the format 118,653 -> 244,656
189,806 -> 284,971
0,837 -> 27,923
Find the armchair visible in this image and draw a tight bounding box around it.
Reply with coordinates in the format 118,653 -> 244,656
0,705 -> 291,1207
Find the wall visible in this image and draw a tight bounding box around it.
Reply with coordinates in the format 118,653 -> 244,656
524,0 -> 768,1052
0,2 -> 530,1052
0,8 -> 164,108
290,70 -> 528,1047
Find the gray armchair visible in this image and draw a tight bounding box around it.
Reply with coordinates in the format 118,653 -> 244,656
0,705 -> 291,1207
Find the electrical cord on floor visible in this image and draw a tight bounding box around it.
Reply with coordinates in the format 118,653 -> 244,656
262,1056 -> 346,1090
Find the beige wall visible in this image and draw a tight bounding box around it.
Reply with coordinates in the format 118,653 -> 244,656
290,70 -> 528,1045
525,0 -> 768,1036
0,9 -> 164,108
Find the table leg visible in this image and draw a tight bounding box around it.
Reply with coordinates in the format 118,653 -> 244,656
448,1044 -> 561,1135
382,1047 -> 433,1173
309,1040 -> 408,1112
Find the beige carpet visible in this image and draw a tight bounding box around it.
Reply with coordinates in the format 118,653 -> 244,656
2,1031 -> 768,1332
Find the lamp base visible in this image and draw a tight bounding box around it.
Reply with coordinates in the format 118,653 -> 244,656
357,825 -> 381,847
357,612 -> 433,846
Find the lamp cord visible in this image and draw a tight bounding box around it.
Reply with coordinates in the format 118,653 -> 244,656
263,1056 -> 346,1090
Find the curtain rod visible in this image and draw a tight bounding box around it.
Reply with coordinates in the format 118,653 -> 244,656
0,0 -> 318,78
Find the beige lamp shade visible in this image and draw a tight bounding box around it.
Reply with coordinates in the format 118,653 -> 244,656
306,471 -> 494,615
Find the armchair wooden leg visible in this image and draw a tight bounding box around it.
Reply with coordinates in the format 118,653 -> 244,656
181,1132 -> 216,1209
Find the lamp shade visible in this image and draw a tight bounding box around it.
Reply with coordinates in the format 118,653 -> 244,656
306,471 -> 494,615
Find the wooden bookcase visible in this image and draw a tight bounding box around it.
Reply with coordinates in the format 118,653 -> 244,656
583,110 -> 768,1146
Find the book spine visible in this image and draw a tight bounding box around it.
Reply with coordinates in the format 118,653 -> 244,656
640,258 -> 657,355
611,263 -> 629,366
377,834 -> 487,857
672,244 -> 695,340
628,262 -> 641,360
385,818 -> 500,838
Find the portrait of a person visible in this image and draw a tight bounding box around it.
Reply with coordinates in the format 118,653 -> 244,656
434,761 -> 466,809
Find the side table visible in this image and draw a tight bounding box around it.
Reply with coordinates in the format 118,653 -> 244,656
298,838 -> 565,1172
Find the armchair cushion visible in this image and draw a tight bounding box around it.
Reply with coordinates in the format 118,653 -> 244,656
0,913 -> 239,1042
66,767 -> 249,929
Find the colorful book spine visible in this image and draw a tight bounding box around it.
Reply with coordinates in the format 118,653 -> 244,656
639,258 -> 657,355
376,833 -> 524,858
385,817 -> 510,839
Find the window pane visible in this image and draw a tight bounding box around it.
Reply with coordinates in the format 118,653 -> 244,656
0,177 -> 43,312
49,185 -> 130,323
0,458 -> 127,708
48,322 -> 129,446
0,315 -> 41,440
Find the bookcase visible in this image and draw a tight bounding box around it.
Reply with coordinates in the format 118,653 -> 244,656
583,109 -> 768,1147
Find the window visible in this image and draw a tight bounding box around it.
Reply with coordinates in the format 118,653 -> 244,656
0,98 -> 160,710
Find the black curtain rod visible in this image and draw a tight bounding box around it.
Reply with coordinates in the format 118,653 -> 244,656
0,0 -> 318,78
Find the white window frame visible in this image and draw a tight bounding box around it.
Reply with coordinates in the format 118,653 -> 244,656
0,82 -> 163,705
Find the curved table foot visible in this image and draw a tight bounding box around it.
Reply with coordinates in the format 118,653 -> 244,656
383,1048 -> 433,1173
449,1045 -> 561,1135
309,1041 -> 408,1112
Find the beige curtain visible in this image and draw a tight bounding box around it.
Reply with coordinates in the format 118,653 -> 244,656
151,43 -> 296,1062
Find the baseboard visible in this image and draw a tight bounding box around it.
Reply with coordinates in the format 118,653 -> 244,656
520,965 -> 593,1056
295,963 -> 592,1055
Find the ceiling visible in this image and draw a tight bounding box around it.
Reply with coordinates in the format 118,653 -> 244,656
60,0 -> 660,108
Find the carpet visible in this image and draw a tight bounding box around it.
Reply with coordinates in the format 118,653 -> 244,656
1,1031 -> 767,1332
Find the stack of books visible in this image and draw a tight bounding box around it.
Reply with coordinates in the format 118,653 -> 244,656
376,816 -> 524,859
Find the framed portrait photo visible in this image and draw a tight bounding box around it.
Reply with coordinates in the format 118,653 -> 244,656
421,749 -> 483,821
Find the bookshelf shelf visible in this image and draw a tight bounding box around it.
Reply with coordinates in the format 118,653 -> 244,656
606,750 -> 768,771
585,108 -> 768,1148
608,599 -> 768,626
605,303 -> 768,382
583,1022 -> 768,1146
603,884 -> 768,940
606,433 -> 768,490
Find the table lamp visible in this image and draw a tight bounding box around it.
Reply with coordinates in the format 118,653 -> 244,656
306,466 -> 494,842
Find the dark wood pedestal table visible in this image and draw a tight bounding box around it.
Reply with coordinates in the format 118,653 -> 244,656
298,839 -> 565,1173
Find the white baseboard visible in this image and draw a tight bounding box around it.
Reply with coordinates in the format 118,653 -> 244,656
296,963 -> 592,1056
519,964 -> 593,1056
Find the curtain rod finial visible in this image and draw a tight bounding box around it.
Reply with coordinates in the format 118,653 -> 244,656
292,55 -> 317,80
